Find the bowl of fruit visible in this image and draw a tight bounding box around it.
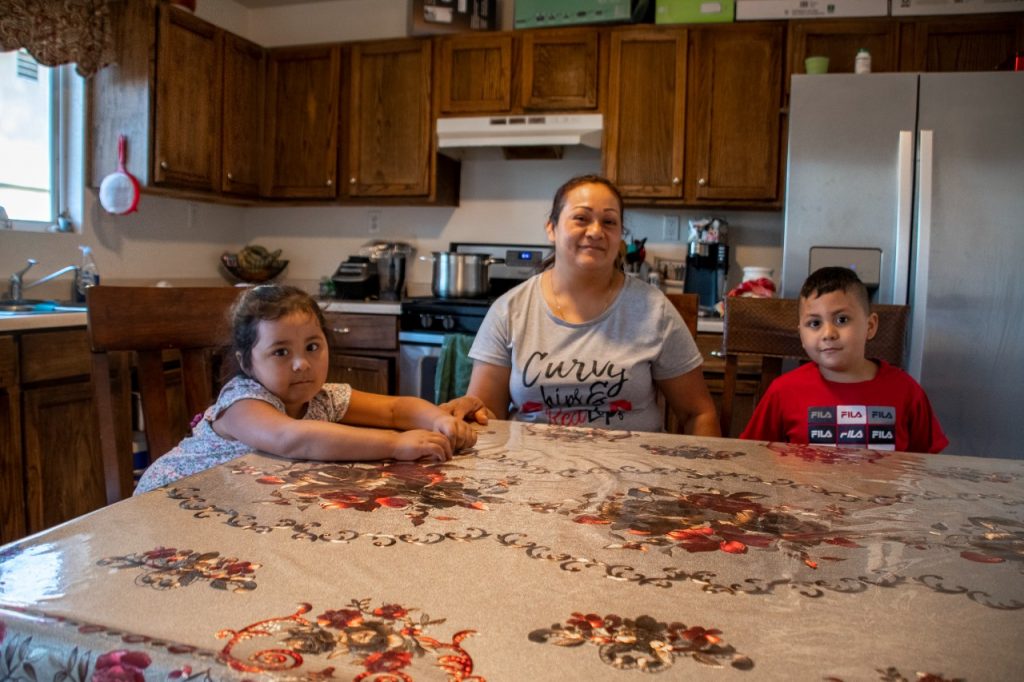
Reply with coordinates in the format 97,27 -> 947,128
221,245 -> 288,284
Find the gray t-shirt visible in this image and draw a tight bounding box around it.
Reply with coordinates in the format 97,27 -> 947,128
469,273 -> 702,432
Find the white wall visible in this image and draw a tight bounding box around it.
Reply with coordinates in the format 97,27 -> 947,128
0,0 -> 782,300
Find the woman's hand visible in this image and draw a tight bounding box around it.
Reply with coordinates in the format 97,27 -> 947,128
392,430 -> 454,462
432,414 -> 478,451
439,395 -> 494,425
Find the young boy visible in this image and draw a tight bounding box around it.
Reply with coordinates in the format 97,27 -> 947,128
740,266 -> 948,453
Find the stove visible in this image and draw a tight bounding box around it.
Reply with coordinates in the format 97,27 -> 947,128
401,296 -> 492,335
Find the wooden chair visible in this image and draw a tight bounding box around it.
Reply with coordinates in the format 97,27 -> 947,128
719,296 -> 910,437
662,293 -> 700,433
87,286 -> 242,504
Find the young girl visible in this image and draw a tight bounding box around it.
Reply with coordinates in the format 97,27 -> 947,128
135,285 -> 477,494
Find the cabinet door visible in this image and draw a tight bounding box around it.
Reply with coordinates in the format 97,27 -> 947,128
153,5 -> 222,190
520,28 -> 599,111
788,19 -> 899,81
23,381 -> 106,534
222,33 -> 265,197
329,354 -> 391,396
899,15 -> 1024,72
347,39 -> 432,197
0,336 -> 24,544
264,45 -> 341,199
437,33 -> 513,114
325,313 -> 399,350
686,24 -> 784,204
605,28 -> 687,199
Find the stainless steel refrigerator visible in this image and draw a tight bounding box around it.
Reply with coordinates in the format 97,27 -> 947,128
782,72 -> 1024,459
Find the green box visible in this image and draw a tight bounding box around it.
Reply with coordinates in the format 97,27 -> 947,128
514,0 -> 634,29
655,0 -> 736,23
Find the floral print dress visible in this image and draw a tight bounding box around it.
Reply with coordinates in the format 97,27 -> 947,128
134,375 -> 351,494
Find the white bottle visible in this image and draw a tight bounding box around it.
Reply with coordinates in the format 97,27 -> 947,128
77,245 -> 100,301
855,48 -> 871,74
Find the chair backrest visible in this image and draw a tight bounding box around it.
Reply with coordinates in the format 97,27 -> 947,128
719,296 -> 909,437
661,293 -> 700,433
87,286 -> 242,503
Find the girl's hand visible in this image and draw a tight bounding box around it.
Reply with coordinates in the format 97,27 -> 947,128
433,415 -> 478,451
393,430 -> 454,462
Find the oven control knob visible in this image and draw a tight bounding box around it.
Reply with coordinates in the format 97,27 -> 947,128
419,313 -> 433,328
441,315 -> 455,330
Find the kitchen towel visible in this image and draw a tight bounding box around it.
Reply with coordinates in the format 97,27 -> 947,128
434,333 -> 475,404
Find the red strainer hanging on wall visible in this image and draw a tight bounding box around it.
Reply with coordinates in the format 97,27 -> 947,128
98,134 -> 141,215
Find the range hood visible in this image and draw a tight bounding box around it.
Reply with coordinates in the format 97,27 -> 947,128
436,114 -> 603,150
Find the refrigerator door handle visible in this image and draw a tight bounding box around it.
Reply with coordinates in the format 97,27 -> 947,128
908,129 -> 934,379
893,131 -> 915,305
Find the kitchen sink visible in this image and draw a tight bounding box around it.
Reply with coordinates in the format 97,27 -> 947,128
0,299 -> 88,314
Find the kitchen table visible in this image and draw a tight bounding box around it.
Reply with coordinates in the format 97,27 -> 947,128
1,421 -> 1021,681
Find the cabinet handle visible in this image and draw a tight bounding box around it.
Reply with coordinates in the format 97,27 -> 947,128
672,177 -> 680,185
326,178 -> 333,186
350,177 -> 357,184
698,178 -> 707,186
160,160 -> 168,169
226,172 -> 234,181
333,327 -> 351,334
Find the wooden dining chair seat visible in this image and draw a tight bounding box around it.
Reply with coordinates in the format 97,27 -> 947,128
662,293 -> 700,434
719,297 -> 910,437
87,286 -> 242,504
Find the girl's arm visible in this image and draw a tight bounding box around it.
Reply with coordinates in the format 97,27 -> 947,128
341,389 -> 477,450
656,368 -> 721,437
214,399 -> 456,462
465,361 -> 513,420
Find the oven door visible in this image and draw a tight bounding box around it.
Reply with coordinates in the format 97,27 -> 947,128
398,331 -> 443,401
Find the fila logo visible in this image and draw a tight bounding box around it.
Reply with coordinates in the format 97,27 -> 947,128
869,406 -> 896,424
808,407 -> 835,423
838,427 -> 866,444
810,427 -> 835,443
837,407 -> 867,424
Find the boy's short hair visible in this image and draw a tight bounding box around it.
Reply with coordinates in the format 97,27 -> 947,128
799,266 -> 870,312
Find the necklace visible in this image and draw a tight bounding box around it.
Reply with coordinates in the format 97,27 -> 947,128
546,270 -> 621,322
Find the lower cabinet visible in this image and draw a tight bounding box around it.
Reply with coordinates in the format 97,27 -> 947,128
695,332 -> 761,439
324,312 -> 399,396
1,328 -> 106,545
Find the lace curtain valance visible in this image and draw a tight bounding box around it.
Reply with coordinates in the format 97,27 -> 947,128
0,0 -> 121,78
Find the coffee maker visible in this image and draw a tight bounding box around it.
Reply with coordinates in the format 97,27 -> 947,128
684,241 -> 729,313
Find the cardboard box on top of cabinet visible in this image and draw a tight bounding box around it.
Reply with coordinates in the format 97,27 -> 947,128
409,0 -> 496,36
890,0 -> 1024,15
514,0 -> 639,29
656,0 -> 735,23
735,0 -> 888,20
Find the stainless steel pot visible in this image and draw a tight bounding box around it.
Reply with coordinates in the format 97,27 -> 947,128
424,252 -> 505,298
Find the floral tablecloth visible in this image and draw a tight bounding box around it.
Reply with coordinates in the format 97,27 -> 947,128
1,421 -> 1022,681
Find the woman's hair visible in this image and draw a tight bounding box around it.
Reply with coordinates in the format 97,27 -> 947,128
229,284 -> 329,375
541,174 -> 626,272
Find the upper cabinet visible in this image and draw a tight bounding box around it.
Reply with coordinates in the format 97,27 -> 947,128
152,7 -> 222,191
787,19 -> 900,80
898,14 -> 1024,72
436,28 -> 602,115
686,23 -> 784,204
262,45 -> 341,199
221,33 -> 266,197
604,27 -> 688,200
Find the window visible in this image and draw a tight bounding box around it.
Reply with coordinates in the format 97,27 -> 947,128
0,50 -> 82,232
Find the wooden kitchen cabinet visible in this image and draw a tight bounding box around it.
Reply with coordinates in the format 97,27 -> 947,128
604,27 -> 688,200
437,32 -> 514,114
345,39 -> 433,198
152,5 -> 222,191
324,312 -> 399,395
263,45 -> 341,199
898,14 -> 1024,72
686,23 -> 784,205
221,32 -> 266,197
0,335 -> 24,544
0,329 -> 107,544
519,28 -> 601,111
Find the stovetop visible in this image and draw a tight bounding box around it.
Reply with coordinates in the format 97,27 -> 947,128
400,296 -> 493,334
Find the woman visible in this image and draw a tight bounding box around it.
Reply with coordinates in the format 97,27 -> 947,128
453,174 -> 719,435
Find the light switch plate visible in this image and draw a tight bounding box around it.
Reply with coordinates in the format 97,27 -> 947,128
662,215 -> 681,241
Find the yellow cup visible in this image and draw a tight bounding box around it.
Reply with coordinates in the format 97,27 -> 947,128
805,56 -> 829,75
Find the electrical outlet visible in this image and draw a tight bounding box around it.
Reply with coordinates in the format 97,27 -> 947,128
662,215 -> 680,241
368,209 -> 381,234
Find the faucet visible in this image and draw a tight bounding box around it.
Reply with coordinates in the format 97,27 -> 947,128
6,259 -> 80,301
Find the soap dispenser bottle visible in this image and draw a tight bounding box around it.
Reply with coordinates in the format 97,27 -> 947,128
76,245 -> 100,302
